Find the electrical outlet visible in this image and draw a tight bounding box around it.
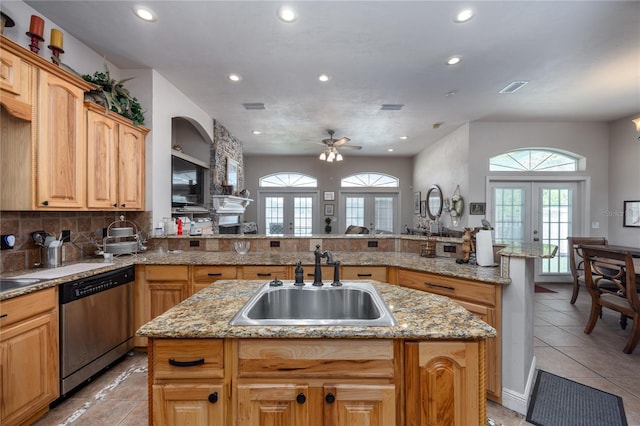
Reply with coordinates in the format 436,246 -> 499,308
190,240 -> 200,247
367,240 -> 378,248
444,245 -> 456,253
61,230 -> 71,242
270,240 -> 280,248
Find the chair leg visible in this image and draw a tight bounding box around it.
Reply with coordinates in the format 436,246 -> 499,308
622,315 -> 640,354
570,279 -> 579,304
620,314 -> 628,330
584,302 -> 601,334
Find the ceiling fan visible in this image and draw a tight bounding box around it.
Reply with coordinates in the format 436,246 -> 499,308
318,129 -> 361,162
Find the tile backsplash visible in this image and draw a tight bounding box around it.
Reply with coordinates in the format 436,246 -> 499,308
0,211 -> 151,273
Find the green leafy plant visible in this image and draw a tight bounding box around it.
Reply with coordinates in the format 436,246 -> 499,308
82,62 -> 145,126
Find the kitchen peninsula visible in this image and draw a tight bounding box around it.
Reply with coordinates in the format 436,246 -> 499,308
137,279 -> 496,425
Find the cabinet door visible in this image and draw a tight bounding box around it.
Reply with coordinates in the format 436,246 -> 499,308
153,383 -> 224,426
323,384 -> 396,426
0,50 -> 21,96
0,310 -> 58,425
117,123 -> 145,210
37,71 -> 86,209
86,109 -> 118,209
405,341 -> 483,426
237,384 -> 310,426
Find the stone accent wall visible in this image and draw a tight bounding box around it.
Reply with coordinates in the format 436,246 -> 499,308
210,120 -> 245,233
0,210 -> 152,273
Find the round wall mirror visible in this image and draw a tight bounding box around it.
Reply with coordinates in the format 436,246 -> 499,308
426,185 -> 443,220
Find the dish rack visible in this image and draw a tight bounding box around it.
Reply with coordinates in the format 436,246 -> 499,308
103,217 -> 141,256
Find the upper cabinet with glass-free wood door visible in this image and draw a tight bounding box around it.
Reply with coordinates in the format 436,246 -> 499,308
86,102 -> 148,210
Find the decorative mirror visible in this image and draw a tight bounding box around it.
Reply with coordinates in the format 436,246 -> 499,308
426,185 -> 443,220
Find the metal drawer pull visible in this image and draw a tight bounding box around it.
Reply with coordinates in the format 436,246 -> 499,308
168,358 -> 205,367
357,273 -> 372,277
257,273 -> 272,277
207,273 -> 223,277
424,282 -> 455,291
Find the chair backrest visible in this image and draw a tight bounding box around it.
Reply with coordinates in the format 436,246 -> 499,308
582,246 -> 639,312
568,237 -> 608,277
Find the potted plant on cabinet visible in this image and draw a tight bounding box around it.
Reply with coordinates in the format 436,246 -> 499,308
325,217 -> 332,234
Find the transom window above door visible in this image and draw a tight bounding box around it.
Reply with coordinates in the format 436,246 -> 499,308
489,149 -> 580,172
259,173 -> 317,187
341,173 -> 399,187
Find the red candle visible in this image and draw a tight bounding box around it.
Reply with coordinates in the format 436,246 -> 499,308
29,15 -> 44,37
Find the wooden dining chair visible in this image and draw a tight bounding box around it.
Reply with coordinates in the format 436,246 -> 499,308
567,236 -> 608,304
582,246 -> 640,354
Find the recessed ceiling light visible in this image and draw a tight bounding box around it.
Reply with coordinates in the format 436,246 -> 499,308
455,9 -> 474,23
133,7 -> 156,22
227,73 -> 242,82
277,6 -> 297,22
318,74 -> 331,82
445,90 -> 458,97
399,136 -> 408,140
252,130 -> 262,135
447,56 -> 461,66
388,148 -> 395,152
499,81 -> 529,93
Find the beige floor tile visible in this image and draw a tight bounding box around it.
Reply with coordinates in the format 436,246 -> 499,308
72,399 -> 139,426
534,325 -> 592,346
534,346 -> 598,378
118,402 -> 150,426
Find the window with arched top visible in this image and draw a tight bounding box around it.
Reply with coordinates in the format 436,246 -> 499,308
489,149 -> 578,172
259,173 -> 317,187
341,173 -> 399,187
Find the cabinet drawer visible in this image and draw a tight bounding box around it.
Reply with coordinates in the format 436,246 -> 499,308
238,339 -> 395,379
145,265 -> 189,281
153,339 -> 224,380
240,266 -> 289,280
0,287 -> 56,327
397,269 -> 496,306
193,266 -> 237,283
341,266 -> 387,282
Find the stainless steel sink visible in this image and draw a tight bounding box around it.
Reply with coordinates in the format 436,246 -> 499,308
229,281 -> 397,326
0,278 -> 45,293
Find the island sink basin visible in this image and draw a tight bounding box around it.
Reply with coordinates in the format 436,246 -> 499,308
229,281 -> 397,327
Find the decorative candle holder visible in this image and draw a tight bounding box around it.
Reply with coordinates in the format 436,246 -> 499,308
48,45 -> 64,65
26,31 -> 44,53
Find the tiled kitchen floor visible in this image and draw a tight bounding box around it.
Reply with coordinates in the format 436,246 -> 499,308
33,282 -> 640,425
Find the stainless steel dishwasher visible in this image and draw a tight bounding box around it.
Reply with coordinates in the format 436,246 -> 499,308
59,266 -> 134,395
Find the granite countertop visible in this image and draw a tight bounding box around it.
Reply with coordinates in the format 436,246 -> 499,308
136,279 -> 497,340
1,241 -> 557,300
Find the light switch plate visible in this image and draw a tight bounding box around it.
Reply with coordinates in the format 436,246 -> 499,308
591,221 -> 600,229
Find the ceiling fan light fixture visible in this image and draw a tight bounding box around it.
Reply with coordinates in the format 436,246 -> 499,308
319,152 -> 327,161
336,152 -> 343,161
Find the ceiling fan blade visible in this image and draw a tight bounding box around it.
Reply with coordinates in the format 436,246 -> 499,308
340,145 -> 362,150
333,137 -> 351,146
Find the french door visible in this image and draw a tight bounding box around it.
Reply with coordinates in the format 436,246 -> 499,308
260,192 -> 318,235
341,193 -> 398,233
488,181 -> 579,281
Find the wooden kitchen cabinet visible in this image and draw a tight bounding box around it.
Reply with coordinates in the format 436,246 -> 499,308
191,265 -> 237,293
0,287 -> 59,426
151,339 -> 226,425
341,266 -> 387,282
235,339 -> 397,426
239,265 -> 289,280
134,265 -> 190,347
397,268 -> 502,402
86,103 -> 148,210
405,341 -> 485,426
0,35 -> 93,211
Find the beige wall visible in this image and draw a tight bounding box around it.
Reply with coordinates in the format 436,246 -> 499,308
607,114 -> 640,246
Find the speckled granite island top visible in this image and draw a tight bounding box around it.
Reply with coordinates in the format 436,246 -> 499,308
136,279 -> 497,340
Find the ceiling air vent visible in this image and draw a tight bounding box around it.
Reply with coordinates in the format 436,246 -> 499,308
380,104 -> 404,111
242,103 -> 266,110
499,81 -> 528,94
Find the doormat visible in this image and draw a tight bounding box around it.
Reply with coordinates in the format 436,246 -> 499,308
535,285 -> 557,293
526,370 -> 627,426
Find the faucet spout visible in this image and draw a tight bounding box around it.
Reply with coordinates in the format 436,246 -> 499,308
313,245 -> 334,286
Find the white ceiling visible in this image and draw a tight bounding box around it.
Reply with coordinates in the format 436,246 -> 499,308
23,1 -> 640,157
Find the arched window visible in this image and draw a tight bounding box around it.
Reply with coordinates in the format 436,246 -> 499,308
341,173 -> 399,187
259,173 -> 317,187
489,149 -> 578,172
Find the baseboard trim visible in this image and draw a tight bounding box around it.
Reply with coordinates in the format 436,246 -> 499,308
501,355 -> 537,415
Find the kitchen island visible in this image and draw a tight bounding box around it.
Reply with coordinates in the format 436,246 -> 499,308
137,279 -> 496,426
